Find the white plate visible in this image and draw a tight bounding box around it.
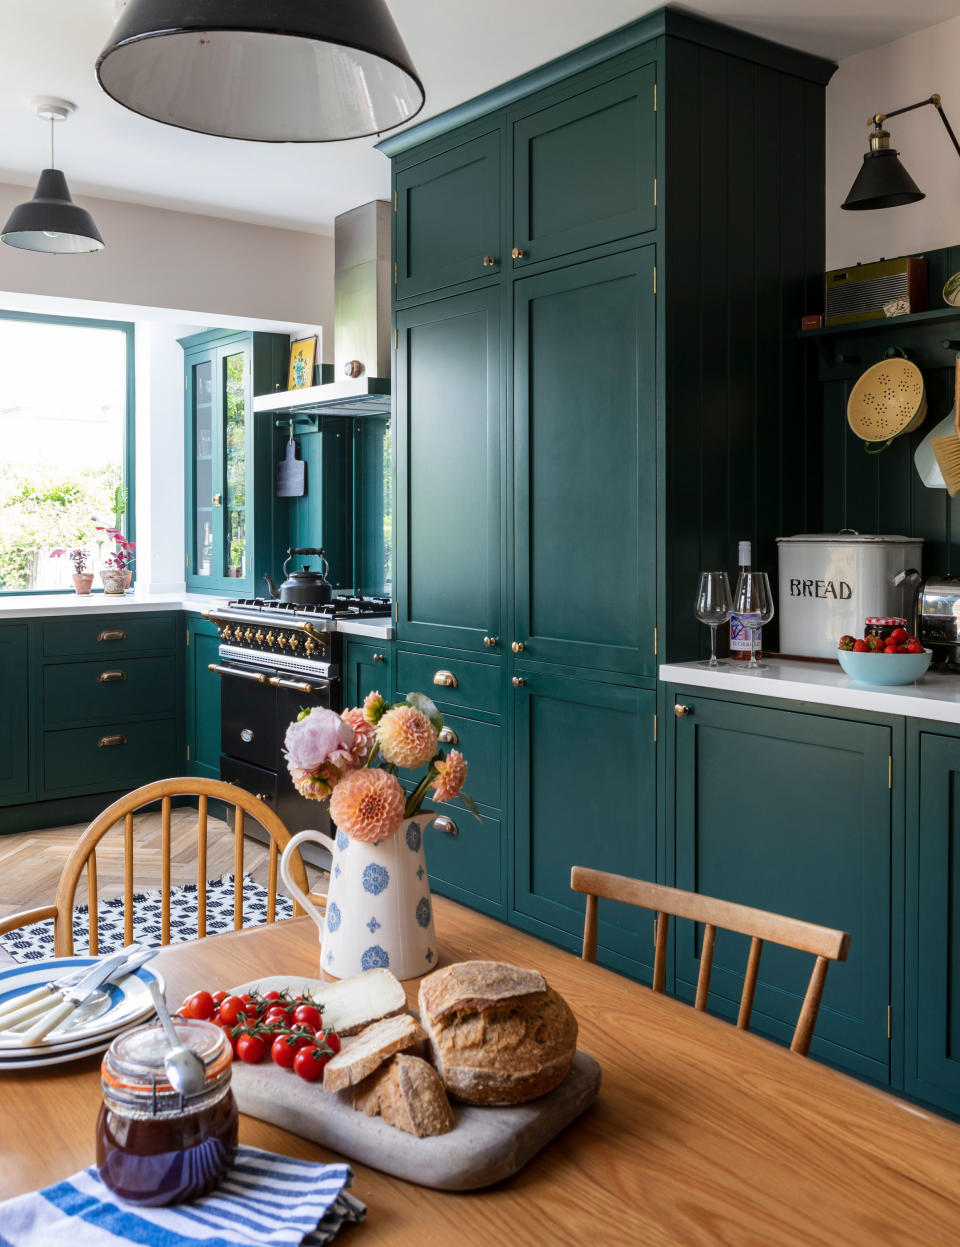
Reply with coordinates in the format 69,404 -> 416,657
0,958 -> 164,1050
0,1037 -> 115,1070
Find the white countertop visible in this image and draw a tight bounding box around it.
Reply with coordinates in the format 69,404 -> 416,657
659,658 -> 960,724
0,591 -> 394,639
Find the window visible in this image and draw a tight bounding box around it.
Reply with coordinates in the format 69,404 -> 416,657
0,312 -> 134,593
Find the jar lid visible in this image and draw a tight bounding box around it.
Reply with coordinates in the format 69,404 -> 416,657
102,1019 -> 232,1101
865,617 -> 907,626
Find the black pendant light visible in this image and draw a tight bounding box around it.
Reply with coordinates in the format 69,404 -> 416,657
842,94 -> 960,212
96,0 -> 425,142
1,99 -> 104,254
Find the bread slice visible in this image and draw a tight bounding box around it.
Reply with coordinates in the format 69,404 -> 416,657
418,961 -> 547,1022
323,1013 -> 426,1092
352,1053 -> 454,1137
306,968 -> 407,1037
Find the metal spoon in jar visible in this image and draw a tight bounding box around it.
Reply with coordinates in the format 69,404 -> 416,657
147,980 -> 206,1097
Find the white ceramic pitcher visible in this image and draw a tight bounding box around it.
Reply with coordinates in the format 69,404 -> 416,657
280,811 -> 438,980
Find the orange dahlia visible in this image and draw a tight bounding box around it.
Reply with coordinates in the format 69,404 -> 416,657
376,704 -> 438,769
431,749 -> 468,803
362,690 -> 388,724
339,708 -> 377,768
329,767 -> 406,843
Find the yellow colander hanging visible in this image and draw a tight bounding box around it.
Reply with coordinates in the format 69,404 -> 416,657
847,351 -> 926,453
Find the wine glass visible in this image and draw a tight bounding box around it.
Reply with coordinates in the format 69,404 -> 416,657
695,572 -> 733,667
733,571 -> 774,669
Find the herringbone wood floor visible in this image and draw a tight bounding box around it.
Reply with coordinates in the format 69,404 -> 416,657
0,809 -> 328,969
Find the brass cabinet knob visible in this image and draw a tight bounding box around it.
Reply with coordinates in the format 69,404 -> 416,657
511,640 -> 525,653
212,493 -> 222,506
244,628 -> 254,643
482,255 -> 497,267
265,631 -> 276,647
374,653 -> 386,664
97,629 -> 127,643
98,733 -> 127,748
97,670 -> 127,683
255,792 -> 271,803
438,726 -> 459,745
433,669 -> 458,688
255,629 -> 265,645
434,815 -> 458,836
674,704 -> 692,717
512,676 -> 526,688
483,635 -> 499,648
511,247 -> 526,259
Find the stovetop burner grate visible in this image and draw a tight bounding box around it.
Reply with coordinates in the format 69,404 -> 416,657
228,595 -> 391,618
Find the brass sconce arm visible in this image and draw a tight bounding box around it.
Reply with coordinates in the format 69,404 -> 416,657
868,95 -> 960,161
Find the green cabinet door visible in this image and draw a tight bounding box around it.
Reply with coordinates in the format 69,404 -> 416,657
185,616 -> 221,780
513,247 -> 656,676
673,692 -> 891,1081
396,288 -> 502,653
907,729 -> 960,1114
511,62 -> 656,269
343,638 -> 393,709
0,623 -> 30,808
395,128 -> 502,301
512,670 -> 656,977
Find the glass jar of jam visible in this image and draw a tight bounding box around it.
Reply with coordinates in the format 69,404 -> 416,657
97,1018 -> 237,1207
865,616 -> 908,643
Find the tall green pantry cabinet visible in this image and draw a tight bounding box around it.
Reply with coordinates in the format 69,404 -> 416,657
379,9 -> 831,973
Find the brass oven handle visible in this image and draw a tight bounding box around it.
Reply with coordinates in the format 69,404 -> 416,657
97,630 -> 127,642
97,670 -> 127,683
268,675 -> 321,694
98,734 -> 127,749
433,670 -> 458,688
434,816 -> 458,836
207,663 -> 268,685
438,727 -> 459,745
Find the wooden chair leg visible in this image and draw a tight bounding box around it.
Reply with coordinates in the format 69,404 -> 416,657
267,839 -> 278,924
234,808 -> 244,930
653,912 -> 669,993
582,894 -> 598,962
738,936 -> 763,1030
161,796 -> 172,945
792,954 -> 829,1056
123,813 -> 134,946
87,851 -> 99,955
197,795 -> 208,939
695,923 -> 716,1011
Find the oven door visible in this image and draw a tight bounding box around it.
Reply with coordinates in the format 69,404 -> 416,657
218,662 -> 277,769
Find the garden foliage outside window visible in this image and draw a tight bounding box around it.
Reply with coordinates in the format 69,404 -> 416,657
0,313 -> 132,592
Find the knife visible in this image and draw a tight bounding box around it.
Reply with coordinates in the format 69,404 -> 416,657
0,944 -> 143,1023
0,946 -> 157,1034
18,948 -> 140,1046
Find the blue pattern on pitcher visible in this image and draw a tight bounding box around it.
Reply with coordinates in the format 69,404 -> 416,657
361,945 -> 390,970
362,864 -> 389,895
405,821 -> 422,852
416,897 -> 432,929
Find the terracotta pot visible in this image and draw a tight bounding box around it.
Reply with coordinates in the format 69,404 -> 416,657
100,568 -> 126,595
72,573 -> 94,595
124,570 -> 132,589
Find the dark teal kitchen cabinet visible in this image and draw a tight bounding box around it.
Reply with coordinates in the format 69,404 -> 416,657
512,247 -> 656,676
395,288 -> 502,654
510,61 -> 656,269
185,615 -> 221,781
394,126 -> 502,302
182,330 -> 286,597
343,637 -> 393,710
672,690 -> 892,1082
425,801 -> 504,917
0,624 -> 30,806
512,670 -> 657,977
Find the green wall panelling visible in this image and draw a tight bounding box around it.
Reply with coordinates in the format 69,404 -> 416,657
186,615 -> 222,780
0,624 -> 31,807
343,638 -> 393,710
670,686 -> 895,1083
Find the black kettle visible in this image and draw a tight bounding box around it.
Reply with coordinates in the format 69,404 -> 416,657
264,548 -> 333,604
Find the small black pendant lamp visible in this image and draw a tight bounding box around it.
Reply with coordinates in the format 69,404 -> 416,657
842,94 -> 960,211
96,0 -> 425,142
1,98 -> 105,254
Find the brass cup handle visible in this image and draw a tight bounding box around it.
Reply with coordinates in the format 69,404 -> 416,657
675,704 -> 693,717
212,493 -> 222,506
97,629 -> 127,643
434,815 -> 458,836
511,641 -> 525,653
512,676 -> 526,688
438,726 -> 459,745
433,670 -> 458,688
98,733 -> 127,748
482,255 -> 497,267
512,247 -> 526,259
97,670 -> 127,683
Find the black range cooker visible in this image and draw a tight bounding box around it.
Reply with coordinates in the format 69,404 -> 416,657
205,596 -> 391,839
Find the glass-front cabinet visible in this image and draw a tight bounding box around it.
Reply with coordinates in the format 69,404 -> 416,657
182,330 -> 287,596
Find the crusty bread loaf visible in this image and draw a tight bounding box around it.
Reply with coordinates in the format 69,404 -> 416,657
352,1053 -> 454,1137
417,960 -> 577,1106
323,1013 -> 425,1092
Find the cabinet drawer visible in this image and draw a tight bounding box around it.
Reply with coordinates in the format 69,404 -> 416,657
42,613 -> 177,658
408,711 -> 501,810
395,649 -> 501,714
43,656 -> 176,727
425,803 -> 502,908
43,717 -> 178,794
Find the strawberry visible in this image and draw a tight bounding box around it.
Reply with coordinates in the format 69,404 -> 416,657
890,627 -> 908,644
906,640 -> 925,654
838,635 -> 856,651
852,639 -> 869,652
866,634 -> 883,652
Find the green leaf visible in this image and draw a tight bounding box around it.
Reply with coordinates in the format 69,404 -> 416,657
406,691 -> 443,732
459,790 -> 482,821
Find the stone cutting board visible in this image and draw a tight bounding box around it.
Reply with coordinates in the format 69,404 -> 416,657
229,977 -> 601,1191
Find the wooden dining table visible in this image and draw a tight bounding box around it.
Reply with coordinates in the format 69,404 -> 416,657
3,895 -> 960,1245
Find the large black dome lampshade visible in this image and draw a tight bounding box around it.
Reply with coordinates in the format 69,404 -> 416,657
96,0 -> 425,142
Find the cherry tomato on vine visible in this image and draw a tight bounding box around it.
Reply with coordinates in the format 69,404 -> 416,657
263,990 -> 282,1003
179,990 -> 216,1021
322,1030 -> 341,1055
218,995 -> 246,1026
290,1024 -> 317,1048
263,1006 -> 288,1026
293,1045 -> 331,1081
235,1032 -> 267,1064
292,1004 -> 322,1031
211,990 -> 229,1007
270,1034 -> 298,1068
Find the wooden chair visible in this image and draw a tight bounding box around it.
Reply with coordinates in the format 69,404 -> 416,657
570,866 -> 851,1057
0,778 -> 314,956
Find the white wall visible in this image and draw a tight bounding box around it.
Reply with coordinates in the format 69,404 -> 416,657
826,15 -> 960,269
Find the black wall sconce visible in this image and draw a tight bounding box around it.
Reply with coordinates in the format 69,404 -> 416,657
842,94 -> 960,211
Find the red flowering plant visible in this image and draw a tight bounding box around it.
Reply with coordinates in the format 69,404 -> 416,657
97,526 -> 135,572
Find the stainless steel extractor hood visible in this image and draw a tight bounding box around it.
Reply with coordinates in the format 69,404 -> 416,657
254,199 -> 391,419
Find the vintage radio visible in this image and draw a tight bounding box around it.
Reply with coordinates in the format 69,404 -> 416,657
824,256 -> 927,326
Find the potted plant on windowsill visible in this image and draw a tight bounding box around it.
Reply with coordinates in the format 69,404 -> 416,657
97,526 -> 135,594
50,547 -> 94,594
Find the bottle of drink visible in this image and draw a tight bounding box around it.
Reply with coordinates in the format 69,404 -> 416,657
729,541 -> 762,662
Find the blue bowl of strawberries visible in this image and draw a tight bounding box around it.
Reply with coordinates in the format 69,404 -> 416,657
837,626 -> 932,686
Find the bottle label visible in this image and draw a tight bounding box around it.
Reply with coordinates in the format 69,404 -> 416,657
730,613 -> 762,653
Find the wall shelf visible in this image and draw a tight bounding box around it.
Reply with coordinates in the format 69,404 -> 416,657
798,304 -> 960,376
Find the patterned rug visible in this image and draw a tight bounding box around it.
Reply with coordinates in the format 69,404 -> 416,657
0,873 -> 293,963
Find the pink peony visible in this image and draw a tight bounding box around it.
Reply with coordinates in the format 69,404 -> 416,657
329,768 -> 405,842
284,707 -> 354,772
431,749 -> 468,804
340,708 -> 377,769
376,705 -> 438,769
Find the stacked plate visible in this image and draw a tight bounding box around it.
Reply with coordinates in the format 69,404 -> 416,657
0,957 -> 164,1070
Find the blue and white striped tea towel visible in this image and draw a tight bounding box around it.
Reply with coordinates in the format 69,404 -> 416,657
0,1145 -> 366,1247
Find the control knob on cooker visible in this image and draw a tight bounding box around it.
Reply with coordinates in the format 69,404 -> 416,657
276,633 -> 287,649
288,635 -> 300,652
266,631 -> 276,647
255,629 -> 265,645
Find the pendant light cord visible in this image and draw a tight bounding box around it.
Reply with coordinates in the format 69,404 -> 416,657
50,117 -> 55,169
